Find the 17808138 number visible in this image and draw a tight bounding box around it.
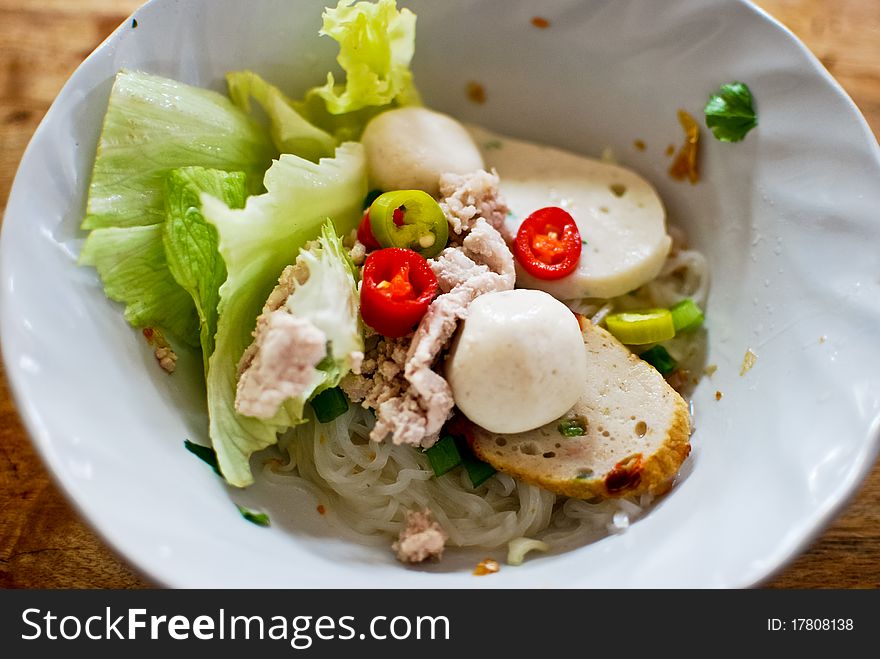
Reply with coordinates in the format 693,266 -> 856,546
768,619 -> 855,631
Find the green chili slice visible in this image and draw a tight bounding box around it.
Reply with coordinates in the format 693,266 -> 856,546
368,190 -> 448,258
605,309 -> 675,345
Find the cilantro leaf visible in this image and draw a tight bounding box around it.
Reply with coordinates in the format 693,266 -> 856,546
237,505 -> 271,527
704,82 -> 757,142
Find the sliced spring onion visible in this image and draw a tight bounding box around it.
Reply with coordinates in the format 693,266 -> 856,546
184,439 -> 222,477
453,436 -> 496,487
638,345 -> 677,375
311,387 -> 349,423
424,435 -> 462,476
557,419 -> 586,437
670,298 -> 704,332
462,456 -> 497,488
236,505 -> 270,527
604,308 -> 675,345
426,433 -> 496,485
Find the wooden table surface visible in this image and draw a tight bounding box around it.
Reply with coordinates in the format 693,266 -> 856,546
1,0 -> 878,589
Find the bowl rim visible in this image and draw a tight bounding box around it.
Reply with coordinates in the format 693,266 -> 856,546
2,0 -> 879,588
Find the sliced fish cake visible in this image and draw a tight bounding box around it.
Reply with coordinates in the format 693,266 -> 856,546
471,126 -> 672,300
469,323 -> 691,499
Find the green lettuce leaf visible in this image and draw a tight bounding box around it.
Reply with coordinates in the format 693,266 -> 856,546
285,219 -> 363,398
311,0 -> 420,113
223,1 -> 420,149
163,167 -> 248,371
79,225 -> 200,345
80,70 -> 274,346
226,71 -> 337,162
84,70 -> 273,230
293,92 -> 391,144
296,0 -> 420,141
201,142 -> 367,486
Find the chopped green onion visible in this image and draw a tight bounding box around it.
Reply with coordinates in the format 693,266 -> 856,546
426,433 -> 496,486
604,308 -> 675,345
454,436 -> 496,487
424,435 -> 462,476
184,439 -> 222,477
236,505 -> 270,527
669,298 -> 704,332
557,419 -> 586,437
311,387 -> 349,423
462,456 -> 497,488
639,345 -> 677,375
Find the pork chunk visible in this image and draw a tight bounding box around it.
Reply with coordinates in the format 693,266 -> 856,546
370,219 -> 515,446
235,263 -> 327,419
392,510 -> 448,563
439,169 -> 510,239
340,333 -> 410,409
235,312 -> 326,419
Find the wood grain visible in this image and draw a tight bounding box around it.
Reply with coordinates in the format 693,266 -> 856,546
0,0 -> 878,589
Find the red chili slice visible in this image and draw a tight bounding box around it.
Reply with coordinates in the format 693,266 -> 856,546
357,208 -> 407,251
360,248 -> 439,338
357,211 -> 381,251
513,207 -> 582,280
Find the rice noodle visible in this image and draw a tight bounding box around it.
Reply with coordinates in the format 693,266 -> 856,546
643,247 -> 709,308
265,406 -> 643,554
262,226 -> 707,561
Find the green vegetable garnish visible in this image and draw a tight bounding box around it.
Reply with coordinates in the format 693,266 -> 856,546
291,0 -> 421,143
638,345 -> 677,375
202,151 -> 367,487
163,167 -> 247,374
557,419 -> 586,437
461,455 -> 497,488
82,70 -> 271,231
368,189 -> 448,258
311,387 -> 350,423
669,298 -> 704,332
226,71 -> 337,162
425,434 -> 495,486
78,70 -> 273,346
236,505 -> 270,527
424,435 -> 463,476
453,437 -> 496,487
704,81 -> 757,142
605,309 -> 676,345
183,440 -> 222,477
80,225 -> 200,346
308,0 -> 420,115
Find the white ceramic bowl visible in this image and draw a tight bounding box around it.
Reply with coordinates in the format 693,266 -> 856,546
2,0 -> 879,588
